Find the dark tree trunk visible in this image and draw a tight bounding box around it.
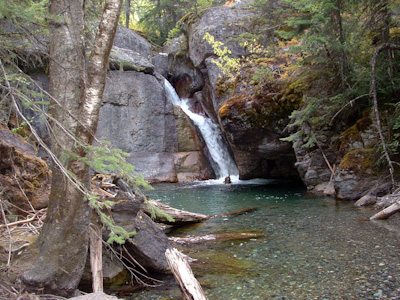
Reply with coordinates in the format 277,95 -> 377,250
125,0 -> 131,28
20,0 -> 123,297
335,0 -> 346,87
20,0 -> 90,296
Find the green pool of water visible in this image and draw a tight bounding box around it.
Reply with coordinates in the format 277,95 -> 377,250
129,180 -> 400,299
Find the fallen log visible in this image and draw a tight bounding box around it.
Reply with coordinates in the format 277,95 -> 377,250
165,248 -> 207,300
212,207 -> 258,218
370,200 -> 400,220
169,231 -> 264,245
144,199 -> 210,225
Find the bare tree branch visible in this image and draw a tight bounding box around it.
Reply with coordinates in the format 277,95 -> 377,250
370,43 -> 400,189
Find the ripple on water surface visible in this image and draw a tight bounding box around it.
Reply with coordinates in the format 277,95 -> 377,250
129,180 -> 400,300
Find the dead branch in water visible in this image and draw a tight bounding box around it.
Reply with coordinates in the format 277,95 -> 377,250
165,248 -> 207,300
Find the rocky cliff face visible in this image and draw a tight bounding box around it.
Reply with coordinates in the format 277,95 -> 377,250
163,0 -> 391,202
165,1 -> 300,180
96,29 -> 214,183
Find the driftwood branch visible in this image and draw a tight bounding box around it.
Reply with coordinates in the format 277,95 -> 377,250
0,211 -> 41,229
370,200 -> 400,220
165,248 -> 207,300
90,223 -> 103,293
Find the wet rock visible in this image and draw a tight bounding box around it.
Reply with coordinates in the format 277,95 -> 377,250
97,70 -> 213,183
220,101 -> 298,179
167,53 -> 204,99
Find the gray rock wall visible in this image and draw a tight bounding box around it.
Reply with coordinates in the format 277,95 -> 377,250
95,28 -> 213,183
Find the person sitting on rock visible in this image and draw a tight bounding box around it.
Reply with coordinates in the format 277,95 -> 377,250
224,175 -> 231,184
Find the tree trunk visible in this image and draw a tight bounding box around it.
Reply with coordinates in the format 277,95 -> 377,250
370,43 -> 400,188
20,1 -> 90,296
144,199 -> 210,225
336,0 -> 346,87
125,0 -> 131,28
20,0 -> 123,296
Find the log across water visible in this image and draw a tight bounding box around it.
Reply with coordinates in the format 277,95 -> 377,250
143,199 -> 258,225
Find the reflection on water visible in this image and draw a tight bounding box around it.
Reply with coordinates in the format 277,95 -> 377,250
130,180 -> 400,299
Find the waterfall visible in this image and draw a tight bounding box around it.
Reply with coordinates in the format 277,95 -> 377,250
164,79 -> 239,180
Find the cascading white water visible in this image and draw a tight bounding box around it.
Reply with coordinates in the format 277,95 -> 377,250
164,79 -> 239,180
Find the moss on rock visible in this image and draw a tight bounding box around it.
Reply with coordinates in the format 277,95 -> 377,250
339,148 -> 376,175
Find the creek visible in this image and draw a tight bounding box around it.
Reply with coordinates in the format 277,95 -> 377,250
130,180 -> 400,299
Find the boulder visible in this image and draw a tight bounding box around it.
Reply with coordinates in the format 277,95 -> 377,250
122,211 -> 172,272
333,171 -> 376,201
354,194 -> 377,207
183,4 -> 254,68
113,26 -> 152,58
151,53 -> 169,78
109,47 -> 154,73
97,71 -> 178,154
100,184 -> 173,274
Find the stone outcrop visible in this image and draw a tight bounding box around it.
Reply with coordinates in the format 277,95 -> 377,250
165,1 -> 300,180
97,67 -> 213,182
290,112 -> 394,200
96,27 -> 213,183
109,47 -> 154,73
